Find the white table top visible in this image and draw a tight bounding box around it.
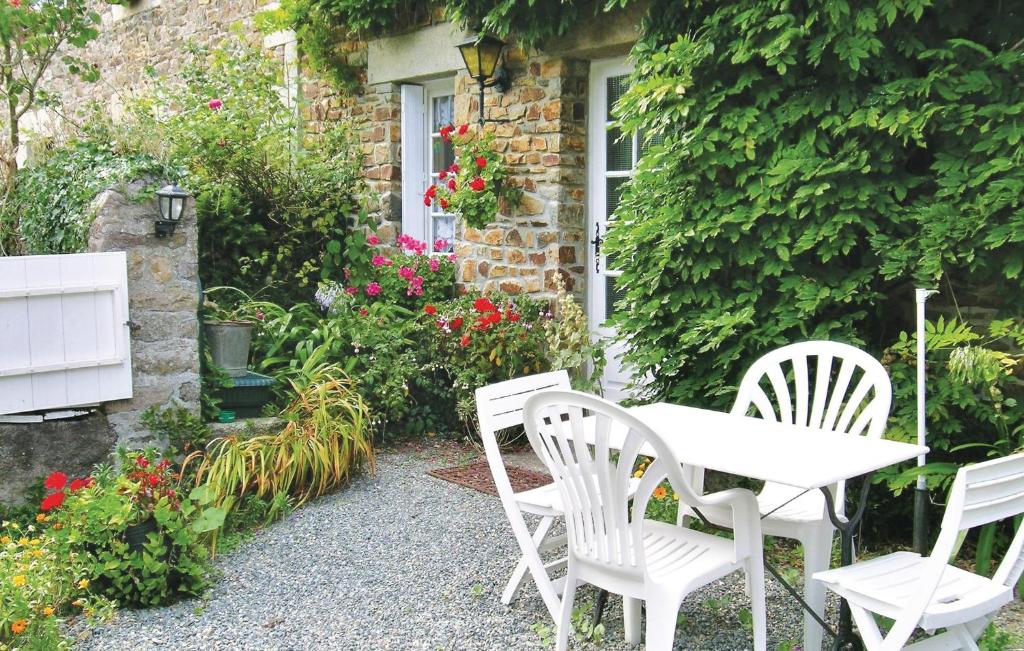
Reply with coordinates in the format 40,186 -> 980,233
606,403 -> 927,491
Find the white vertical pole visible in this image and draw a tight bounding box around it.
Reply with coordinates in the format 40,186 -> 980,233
914,287 -> 937,553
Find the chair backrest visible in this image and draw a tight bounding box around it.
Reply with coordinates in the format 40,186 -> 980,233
885,454 -> 1024,648
475,370 -> 571,500
522,390 -> 736,577
733,341 -> 892,439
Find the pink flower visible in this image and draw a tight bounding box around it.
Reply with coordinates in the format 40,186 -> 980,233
448,253 -> 457,263
407,275 -> 425,296
433,238 -> 448,252
365,282 -> 381,297
345,286 -> 359,295
208,98 -> 223,110
429,258 -> 441,272
367,234 -> 380,245
372,255 -> 387,267
399,266 -> 414,281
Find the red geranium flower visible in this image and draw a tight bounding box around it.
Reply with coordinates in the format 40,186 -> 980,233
69,478 -> 89,492
487,311 -> 502,324
474,297 -> 496,313
451,317 -> 464,330
40,492 -> 65,512
44,471 -> 67,491
469,177 -> 486,192
148,474 -> 160,487
359,308 -> 369,317
136,455 -> 149,468
423,196 -> 432,206
475,156 -> 487,169
438,170 -> 447,180
439,198 -> 449,210
508,312 -> 521,322
449,163 -> 459,173
459,335 -> 471,347
424,305 -> 437,315
426,185 -> 437,198
458,124 -> 469,136
447,178 -> 457,191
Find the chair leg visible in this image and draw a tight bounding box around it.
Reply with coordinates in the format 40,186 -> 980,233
623,597 -> 642,645
643,595 -> 680,651
501,515 -> 557,606
801,529 -> 833,651
745,558 -> 768,651
555,567 -> 578,651
951,625 -> 980,651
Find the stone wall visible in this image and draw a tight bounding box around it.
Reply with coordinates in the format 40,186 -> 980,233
88,181 -> 201,446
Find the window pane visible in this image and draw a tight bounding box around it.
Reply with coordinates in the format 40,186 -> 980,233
605,276 -> 626,320
606,74 -> 628,120
606,126 -> 632,172
432,216 -> 455,252
432,95 -> 454,132
432,136 -> 455,172
606,176 -> 628,218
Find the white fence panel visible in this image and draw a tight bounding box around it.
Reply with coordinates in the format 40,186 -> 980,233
0,252 -> 132,414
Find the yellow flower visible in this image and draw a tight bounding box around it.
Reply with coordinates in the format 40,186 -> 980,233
673,492 -> 680,501
43,606 -> 55,617
35,514 -> 46,523
30,539 -> 41,546
17,537 -> 29,546
633,470 -> 644,479
78,579 -> 90,590
11,619 -> 27,634
52,523 -> 63,530
653,486 -> 668,501
32,549 -> 44,558
12,574 -> 26,587
1,535 -> 10,545
71,599 -> 84,607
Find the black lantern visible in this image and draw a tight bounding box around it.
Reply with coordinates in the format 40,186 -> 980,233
154,184 -> 189,237
456,32 -> 511,126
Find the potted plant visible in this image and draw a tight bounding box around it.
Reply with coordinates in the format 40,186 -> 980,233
423,123 -> 520,230
202,289 -> 261,378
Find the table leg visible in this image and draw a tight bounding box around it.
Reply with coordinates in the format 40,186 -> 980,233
819,474 -> 874,651
592,588 -> 609,630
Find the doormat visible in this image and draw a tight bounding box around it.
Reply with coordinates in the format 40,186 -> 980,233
427,459 -> 551,497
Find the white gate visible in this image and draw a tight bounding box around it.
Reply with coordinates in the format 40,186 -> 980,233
0,252 -> 132,415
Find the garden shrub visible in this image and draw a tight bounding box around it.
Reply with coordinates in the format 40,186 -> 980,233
1,139 -> 174,254
607,0 -> 1024,411
42,451 -> 219,608
133,39 -> 365,305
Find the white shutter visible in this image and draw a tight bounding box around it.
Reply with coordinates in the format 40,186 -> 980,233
400,83 -> 427,242
0,252 -> 132,414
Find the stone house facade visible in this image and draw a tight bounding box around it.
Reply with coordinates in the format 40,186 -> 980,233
43,0 -> 648,396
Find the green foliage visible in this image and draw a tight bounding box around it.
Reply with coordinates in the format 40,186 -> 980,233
188,364 -> 374,552
1,140 -> 174,254
275,0 -> 642,91
132,39 -> 365,304
44,452 -> 213,609
607,0 -> 1024,410
140,406 -> 212,460
543,272 -> 606,393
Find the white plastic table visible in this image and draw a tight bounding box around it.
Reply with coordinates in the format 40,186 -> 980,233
587,402 -> 928,650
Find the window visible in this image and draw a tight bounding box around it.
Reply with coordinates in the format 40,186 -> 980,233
400,78 -> 456,253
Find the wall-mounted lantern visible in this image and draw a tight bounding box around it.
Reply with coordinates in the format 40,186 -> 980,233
456,32 -> 511,126
154,184 -> 189,237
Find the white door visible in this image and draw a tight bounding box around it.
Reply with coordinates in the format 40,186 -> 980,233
587,58 -> 639,401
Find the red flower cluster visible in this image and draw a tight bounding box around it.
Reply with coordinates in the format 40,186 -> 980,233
40,471 -> 93,512
125,455 -> 180,512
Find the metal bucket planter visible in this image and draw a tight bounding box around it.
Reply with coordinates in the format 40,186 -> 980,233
204,320 -> 253,378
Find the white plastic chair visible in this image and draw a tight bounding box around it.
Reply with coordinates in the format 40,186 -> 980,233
523,389 -> 767,651
814,453 -> 1024,651
475,371 -> 574,623
690,340 -> 893,651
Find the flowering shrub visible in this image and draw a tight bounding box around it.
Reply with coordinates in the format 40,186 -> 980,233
43,451 -> 218,608
422,124 -> 519,230
0,520 -> 112,649
322,233 -> 456,311
425,293 -> 550,432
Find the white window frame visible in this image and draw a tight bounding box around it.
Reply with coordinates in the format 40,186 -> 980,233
400,77 -> 455,251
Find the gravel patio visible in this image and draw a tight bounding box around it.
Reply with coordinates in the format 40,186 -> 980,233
78,445 -> 832,650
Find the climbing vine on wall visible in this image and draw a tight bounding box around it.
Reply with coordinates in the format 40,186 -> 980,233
606,0 -> 1024,408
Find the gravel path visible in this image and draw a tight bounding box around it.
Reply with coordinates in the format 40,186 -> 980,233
78,446 -> 837,650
